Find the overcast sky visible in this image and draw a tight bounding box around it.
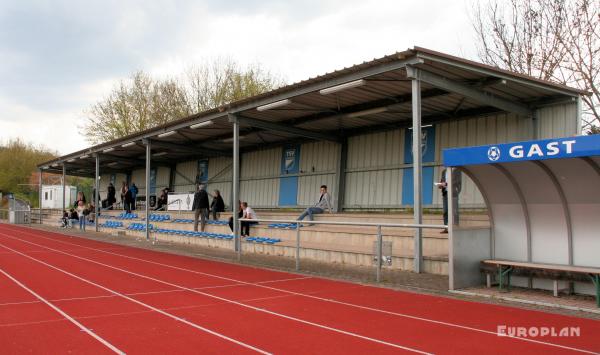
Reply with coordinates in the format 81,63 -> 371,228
0,0 -> 476,155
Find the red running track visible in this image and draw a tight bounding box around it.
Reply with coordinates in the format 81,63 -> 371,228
0,223 -> 599,354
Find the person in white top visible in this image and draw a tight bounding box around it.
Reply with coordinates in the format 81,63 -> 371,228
76,201 -> 86,231
241,202 -> 258,237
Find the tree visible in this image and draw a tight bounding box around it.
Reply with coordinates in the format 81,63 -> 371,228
184,59 -> 285,113
470,0 -> 600,132
80,60 -> 284,144
80,72 -> 191,145
0,139 -> 57,207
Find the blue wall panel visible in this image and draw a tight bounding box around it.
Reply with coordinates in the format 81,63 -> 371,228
278,146 -> 300,206
402,126 -> 436,205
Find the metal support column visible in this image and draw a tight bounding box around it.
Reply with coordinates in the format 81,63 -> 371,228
447,167 -> 454,289
38,169 -> 43,224
144,140 -> 151,241
62,164 -> 66,213
229,114 -> 241,256
412,78 -> 423,273
95,154 -> 100,232
295,222 -> 301,271
376,225 -> 383,282
334,138 -> 347,212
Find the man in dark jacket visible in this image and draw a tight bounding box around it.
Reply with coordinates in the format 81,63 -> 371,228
438,168 -> 462,233
192,184 -> 209,232
123,186 -> 134,214
106,183 -> 116,209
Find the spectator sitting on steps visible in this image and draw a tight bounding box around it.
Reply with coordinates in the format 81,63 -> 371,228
297,185 -> 333,225
228,200 -> 243,234
209,189 -> 225,220
240,202 -> 258,237
154,189 -> 168,211
59,210 -> 68,228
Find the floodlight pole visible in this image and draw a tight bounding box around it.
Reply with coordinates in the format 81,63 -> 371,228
95,154 -> 100,233
144,139 -> 151,241
411,77 -> 423,273
228,114 -> 241,256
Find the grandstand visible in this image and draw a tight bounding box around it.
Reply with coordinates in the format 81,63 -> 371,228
36,46 -> 584,279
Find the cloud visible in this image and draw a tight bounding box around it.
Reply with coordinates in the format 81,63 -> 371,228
0,0 -> 476,155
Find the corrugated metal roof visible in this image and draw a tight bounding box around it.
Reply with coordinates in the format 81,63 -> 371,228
40,46 -> 586,176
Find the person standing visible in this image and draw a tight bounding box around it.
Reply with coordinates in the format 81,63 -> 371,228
297,185 -> 333,223
76,201 -> 86,231
106,183 -> 116,209
209,189 -> 225,220
438,168 -> 462,233
123,186 -> 134,214
120,181 -> 127,210
74,191 -> 86,208
192,184 -> 209,232
130,183 -> 138,210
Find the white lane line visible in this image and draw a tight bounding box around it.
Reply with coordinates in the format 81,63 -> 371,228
256,276 -> 313,284
0,242 -> 271,355
0,267 -> 125,355
1,278 -> 298,307
0,232 -> 432,355
7,227 -> 600,355
1,291 -> 311,330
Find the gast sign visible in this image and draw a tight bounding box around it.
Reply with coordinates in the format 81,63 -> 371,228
443,135 -> 600,167
489,140 -> 576,161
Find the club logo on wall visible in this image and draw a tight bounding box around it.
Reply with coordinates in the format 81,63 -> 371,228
186,195 -> 191,209
487,146 -> 501,161
284,148 -> 296,171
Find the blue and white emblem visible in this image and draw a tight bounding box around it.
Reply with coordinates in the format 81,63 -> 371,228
487,146 -> 501,161
284,148 -> 296,171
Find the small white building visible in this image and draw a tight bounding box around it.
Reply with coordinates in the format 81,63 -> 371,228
41,185 -> 77,209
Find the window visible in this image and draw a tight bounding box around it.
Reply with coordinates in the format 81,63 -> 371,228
44,192 -> 48,200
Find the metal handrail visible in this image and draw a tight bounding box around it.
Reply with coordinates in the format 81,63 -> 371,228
236,217 -> 447,282
238,218 -> 446,229
166,198 -> 182,216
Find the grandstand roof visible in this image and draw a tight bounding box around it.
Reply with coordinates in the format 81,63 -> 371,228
39,46 -> 586,177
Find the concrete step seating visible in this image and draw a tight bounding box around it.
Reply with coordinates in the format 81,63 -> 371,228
127,223 -> 154,231
170,218 -> 229,226
147,214 -> 170,222
100,220 -> 124,228
100,213 -> 281,244
113,212 -> 139,220
97,210 -> 452,255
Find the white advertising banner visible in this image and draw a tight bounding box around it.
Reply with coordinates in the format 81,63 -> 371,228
167,193 -> 194,211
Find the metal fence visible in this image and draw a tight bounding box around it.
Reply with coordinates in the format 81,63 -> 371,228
238,218 -> 446,282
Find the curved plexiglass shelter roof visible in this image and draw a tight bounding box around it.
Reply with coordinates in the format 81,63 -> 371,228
444,135 -> 600,288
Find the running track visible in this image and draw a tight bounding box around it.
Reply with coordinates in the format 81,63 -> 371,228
0,224 -> 598,354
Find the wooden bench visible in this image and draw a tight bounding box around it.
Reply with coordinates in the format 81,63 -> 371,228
481,260 -> 600,308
